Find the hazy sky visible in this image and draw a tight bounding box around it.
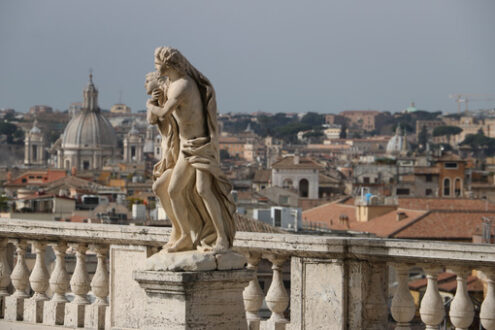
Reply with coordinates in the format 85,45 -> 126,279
1,1 -> 494,114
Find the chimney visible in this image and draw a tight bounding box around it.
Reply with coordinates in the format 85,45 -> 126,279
396,211 -> 407,221
294,155 -> 300,165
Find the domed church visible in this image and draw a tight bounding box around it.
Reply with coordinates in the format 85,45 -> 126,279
57,74 -> 118,170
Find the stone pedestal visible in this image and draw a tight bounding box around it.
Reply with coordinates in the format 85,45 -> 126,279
4,296 -> 25,321
64,302 -> 87,328
43,300 -> 66,326
134,269 -> 253,330
24,298 -> 47,323
84,303 -> 107,329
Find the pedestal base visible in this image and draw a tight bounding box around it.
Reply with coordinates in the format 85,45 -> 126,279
134,269 -> 253,330
64,302 -> 87,328
4,296 -> 25,322
84,303 -> 107,329
43,300 -> 66,326
24,298 -> 47,323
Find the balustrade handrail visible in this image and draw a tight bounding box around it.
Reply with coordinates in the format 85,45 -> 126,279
1,218 -> 495,266
0,218 -> 168,246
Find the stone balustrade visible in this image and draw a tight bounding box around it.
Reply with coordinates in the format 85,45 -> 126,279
0,218 -> 494,329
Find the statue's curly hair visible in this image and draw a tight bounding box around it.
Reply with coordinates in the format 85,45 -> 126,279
154,47 -> 190,74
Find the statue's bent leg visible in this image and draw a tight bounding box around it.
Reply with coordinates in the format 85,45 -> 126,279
167,157 -> 195,252
153,169 -> 181,251
196,170 -> 229,252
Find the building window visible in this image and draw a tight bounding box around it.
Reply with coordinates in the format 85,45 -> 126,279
282,179 -> 293,189
279,195 -> 289,205
299,179 -> 309,198
396,188 -> 410,195
445,162 -> 458,169
443,178 -> 451,196
131,146 -> 136,158
425,189 -> 433,196
83,161 -> 90,170
455,178 -> 462,197
425,174 -> 432,182
363,177 -> 370,184
274,208 -> 282,227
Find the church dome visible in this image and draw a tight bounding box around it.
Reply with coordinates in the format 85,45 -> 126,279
30,120 -> 41,135
61,73 -> 117,149
62,110 -> 117,148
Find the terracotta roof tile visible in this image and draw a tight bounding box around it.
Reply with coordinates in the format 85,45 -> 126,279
409,272 -> 483,293
272,156 -> 323,170
303,197 -> 495,238
394,211 -> 495,240
235,214 -> 285,234
253,169 -> 271,183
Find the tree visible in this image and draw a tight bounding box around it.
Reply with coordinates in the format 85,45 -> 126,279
460,131 -> 495,157
0,120 -> 23,144
301,112 -> 324,126
433,126 -> 463,137
433,125 -> 463,145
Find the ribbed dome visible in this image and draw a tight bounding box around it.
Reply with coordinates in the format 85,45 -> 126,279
62,110 -> 117,148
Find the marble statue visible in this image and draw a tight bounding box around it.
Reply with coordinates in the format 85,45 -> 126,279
146,47 -> 236,255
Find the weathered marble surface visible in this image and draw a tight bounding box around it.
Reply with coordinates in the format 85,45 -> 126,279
134,269 -> 253,330
141,250 -> 246,272
146,47 -> 236,254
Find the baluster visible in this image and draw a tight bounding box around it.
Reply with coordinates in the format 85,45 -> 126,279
242,252 -> 263,330
0,238 -> 12,318
25,241 -> 50,323
85,244 -> 109,329
65,243 -> 90,328
419,266 -> 445,330
448,267 -> 474,330
265,254 -> 289,330
390,264 -> 415,330
480,268 -> 495,330
5,239 -> 29,321
44,241 -> 69,325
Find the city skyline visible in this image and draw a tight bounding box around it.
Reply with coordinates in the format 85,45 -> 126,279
1,1 -> 495,114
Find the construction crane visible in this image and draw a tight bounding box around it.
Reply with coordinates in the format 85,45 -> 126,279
449,93 -> 495,113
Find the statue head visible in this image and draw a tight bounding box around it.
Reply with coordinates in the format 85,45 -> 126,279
154,47 -> 188,77
145,71 -> 160,95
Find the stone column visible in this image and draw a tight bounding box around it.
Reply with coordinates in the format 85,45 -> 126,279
134,269 -> 253,330
24,241 -> 50,323
390,263 -> 416,330
419,266 -> 445,330
242,252 -> 263,330
448,267 -> 474,330
44,241 -> 69,326
265,254 -> 289,330
65,243 -> 90,327
5,239 -> 30,322
0,238 -> 12,318
85,244 -> 109,329
480,268 -> 495,330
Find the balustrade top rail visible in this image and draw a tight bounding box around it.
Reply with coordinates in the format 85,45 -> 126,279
1,218 -> 495,267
